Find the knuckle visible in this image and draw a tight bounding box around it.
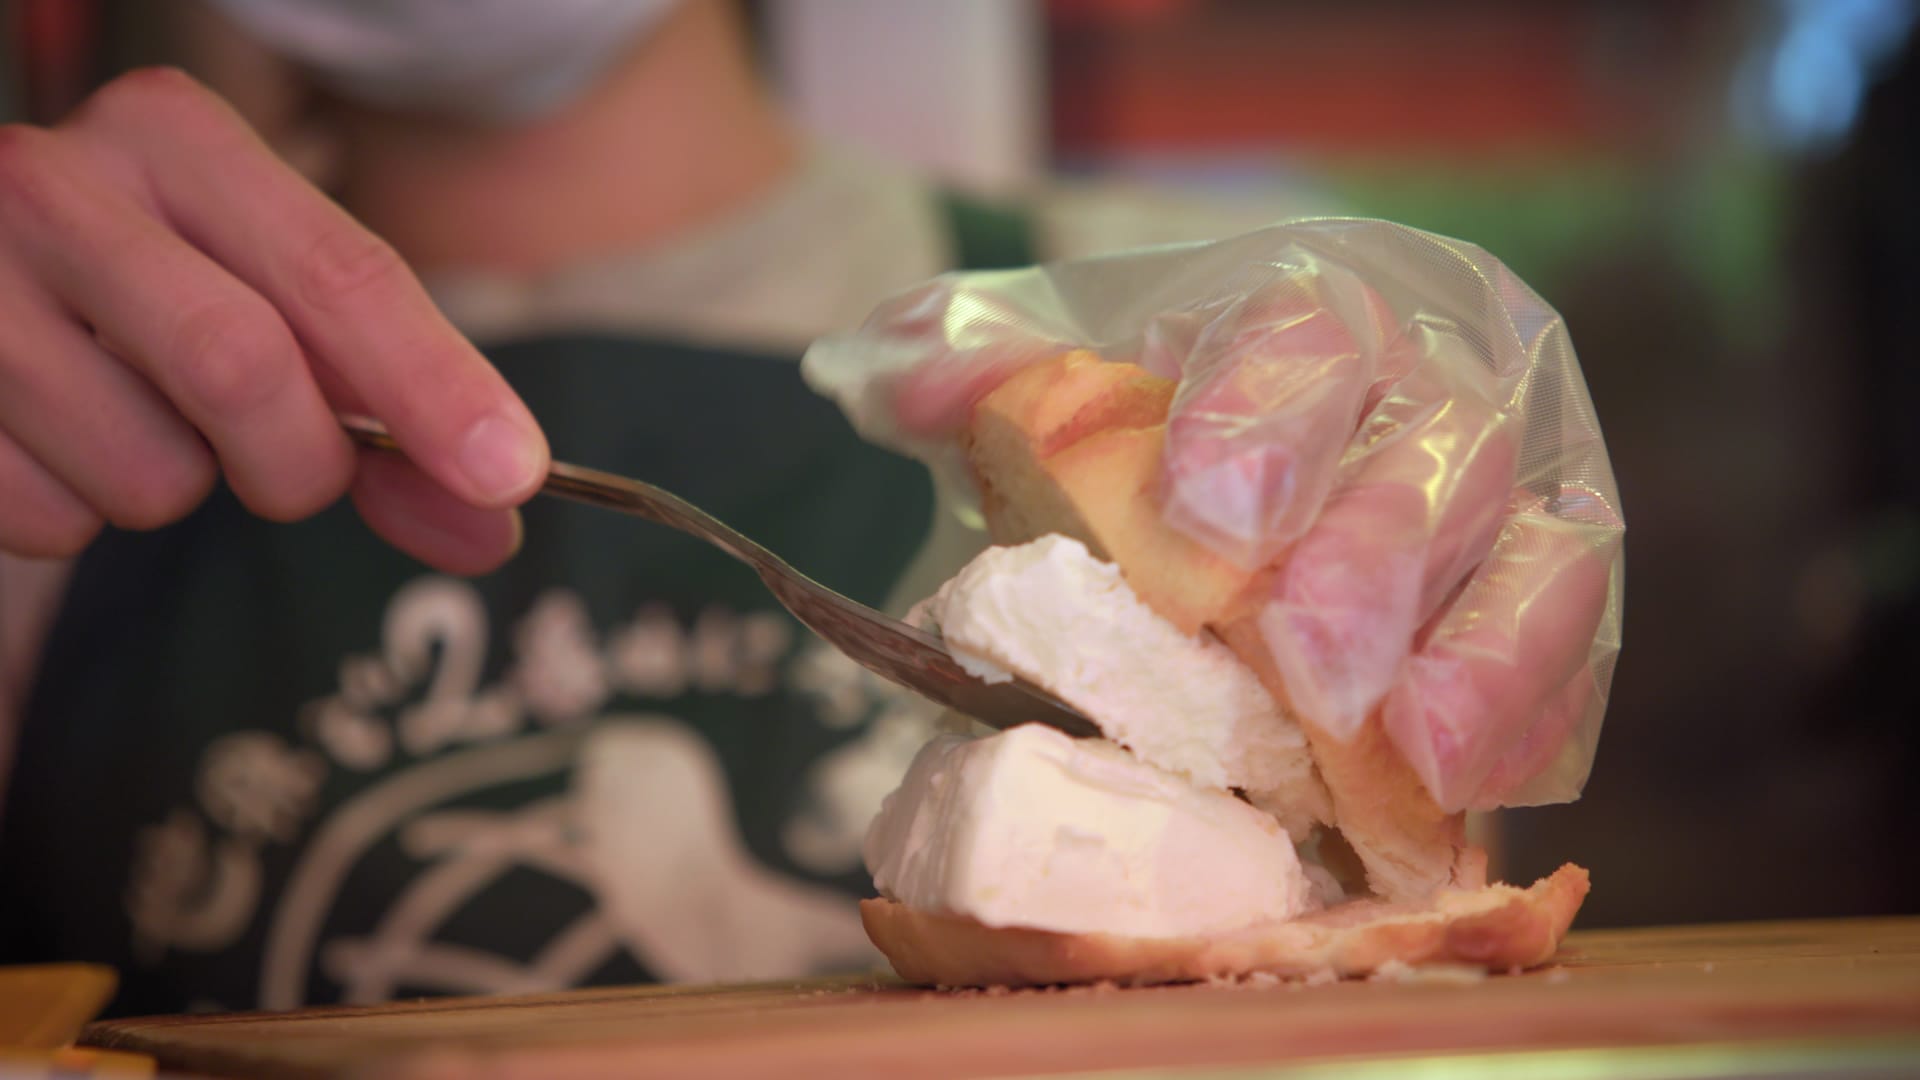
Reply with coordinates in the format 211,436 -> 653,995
80,67 -> 210,128
295,226 -> 408,312
0,123 -> 47,167
107,448 -> 219,532
247,482 -> 341,525
7,503 -> 102,558
40,516 -> 103,556
244,451 -> 351,524
0,124 -> 59,203
167,299 -> 301,419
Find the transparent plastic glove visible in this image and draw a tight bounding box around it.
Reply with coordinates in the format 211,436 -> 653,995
802,219 -> 1624,812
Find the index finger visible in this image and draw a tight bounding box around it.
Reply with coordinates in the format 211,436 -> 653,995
75,69 -> 547,508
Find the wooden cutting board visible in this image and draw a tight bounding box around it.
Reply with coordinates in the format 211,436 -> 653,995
84,917 -> 1920,1079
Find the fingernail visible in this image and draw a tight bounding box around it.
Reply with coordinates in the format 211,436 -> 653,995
505,507 -> 525,558
458,413 -> 545,503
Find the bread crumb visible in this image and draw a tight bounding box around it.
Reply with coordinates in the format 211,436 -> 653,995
1303,968 -> 1340,987
1203,970 -> 1289,990
1368,960 -> 1487,986
1545,968 -> 1572,984
1050,981 -> 1118,997
939,984 -> 1019,997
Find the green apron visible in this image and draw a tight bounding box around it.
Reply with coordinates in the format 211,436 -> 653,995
0,197 -> 1032,1015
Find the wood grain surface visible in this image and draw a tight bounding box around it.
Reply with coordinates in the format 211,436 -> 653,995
82,917 -> 1920,1079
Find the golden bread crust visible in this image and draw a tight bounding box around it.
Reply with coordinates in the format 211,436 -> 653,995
861,864 -> 1589,988
1215,620 -> 1465,900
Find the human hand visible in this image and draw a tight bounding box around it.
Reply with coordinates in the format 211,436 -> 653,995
0,68 -> 548,573
1154,276 -> 1622,812
806,220 -> 1624,813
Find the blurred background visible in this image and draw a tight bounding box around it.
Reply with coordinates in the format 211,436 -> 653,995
767,0 -> 1920,929
7,0 -> 1916,930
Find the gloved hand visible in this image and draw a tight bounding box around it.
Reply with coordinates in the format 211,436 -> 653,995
0,68 -> 547,572
804,219 -> 1623,813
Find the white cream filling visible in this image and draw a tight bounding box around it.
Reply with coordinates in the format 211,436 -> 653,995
919,534 -> 1329,836
865,725 -> 1314,938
